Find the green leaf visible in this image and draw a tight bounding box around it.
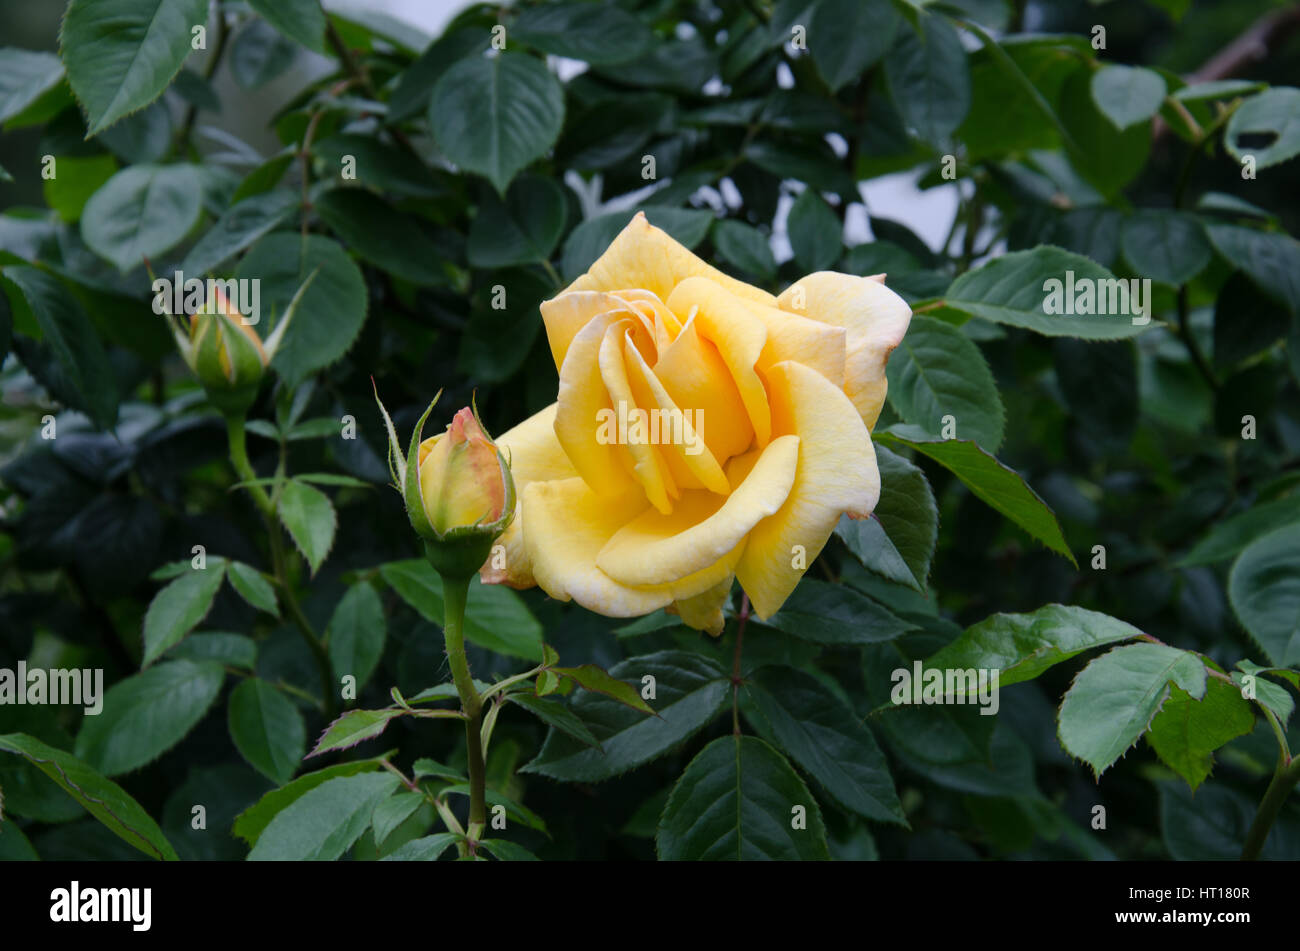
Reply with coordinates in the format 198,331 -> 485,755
308,709 -> 403,758
0,265 -> 119,430
80,163 -> 205,271
944,246 -> 1150,338
1225,87 -> 1300,170
1119,210 -> 1211,287
786,189 -> 841,272
885,314 -> 1004,450
1146,679 -> 1253,791
1233,662 -> 1295,728
230,17 -> 297,89
226,560 -> 278,616
523,651 -> 729,782
1180,494 -> 1300,566
883,14 -> 971,144
712,219 -> 776,280
60,0 -> 208,134
552,664 -> 655,715
760,578 -> 914,645
43,154 -> 119,223
1228,523 -> 1300,666
466,838 -> 533,861
0,732 -> 178,860
247,772 -> 400,860
835,445 -> 937,591
1057,643 -> 1208,778
235,232 -> 368,388
327,582 -> 387,692
878,428 -> 1075,564
1205,223 -> 1300,314
1159,781 -> 1300,861
313,188 -> 449,286
247,0 -> 327,53
379,559 -> 543,661
510,2 -> 654,65
142,562 -> 227,666
228,678 -> 306,786
429,51 -> 564,194
466,174 -> 567,268
168,631 -> 257,669
180,189 -> 298,276
744,668 -> 905,825
381,832 -> 461,861
388,27 -> 490,122
277,479 -> 336,575
809,0 -> 900,92
459,267 -> 549,383
924,604 -> 1143,693
505,694 -> 600,748
312,134 -> 443,198
370,790 -> 425,847
1090,64 -> 1166,130
1060,67 -> 1149,197
561,206 -> 714,281
233,757 -> 388,846
657,735 -> 829,860
74,659 -> 225,776
0,49 -> 65,124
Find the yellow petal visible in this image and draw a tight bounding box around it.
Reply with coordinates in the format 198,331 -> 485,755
654,314 -> 755,463
540,291 -> 643,372
554,311 -> 641,498
521,477 -> 672,617
736,361 -> 880,619
776,272 -> 912,429
669,575 -> 734,636
666,276 -> 771,447
480,403 -> 574,589
565,211 -> 778,308
598,322 -> 675,513
597,435 -> 800,587
621,332 -> 730,495
750,302 -> 846,389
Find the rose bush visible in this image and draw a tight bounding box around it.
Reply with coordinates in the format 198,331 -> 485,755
483,212 -> 911,632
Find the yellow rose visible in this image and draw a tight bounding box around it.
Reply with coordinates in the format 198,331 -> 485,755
480,212 -> 911,633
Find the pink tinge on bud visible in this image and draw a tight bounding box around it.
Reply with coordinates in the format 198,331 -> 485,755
418,408 -> 507,534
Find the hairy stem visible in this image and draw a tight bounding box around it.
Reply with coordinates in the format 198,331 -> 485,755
441,572 -> 487,852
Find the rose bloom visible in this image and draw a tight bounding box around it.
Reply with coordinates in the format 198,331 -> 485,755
481,212 -> 911,634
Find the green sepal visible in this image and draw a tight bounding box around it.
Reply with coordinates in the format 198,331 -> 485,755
403,394 -> 441,540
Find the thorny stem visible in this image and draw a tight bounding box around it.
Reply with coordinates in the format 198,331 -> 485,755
440,573 -> 487,856
226,416 -> 338,719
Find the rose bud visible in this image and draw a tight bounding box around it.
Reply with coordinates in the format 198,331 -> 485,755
375,390 -> 516,580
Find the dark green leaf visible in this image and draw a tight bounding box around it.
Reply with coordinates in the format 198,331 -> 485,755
744,668 -> 905,824
1228,523 -> 1300,666
74,659 -> 225,775
835,445 -> 938,591
226,560 -> 278,616
429,52 -> 564,194
0,732 -> 178,860
60,0 -> 208,134
228,678 -> 305,786
246,772 -> 399,860
277,480 -> 336,575
142,562 -> 227,666
327,582 -> 387,692
657,735 -> 829,860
